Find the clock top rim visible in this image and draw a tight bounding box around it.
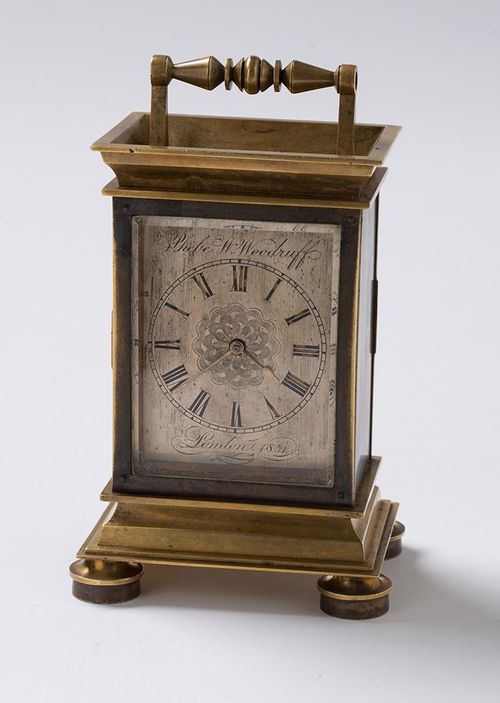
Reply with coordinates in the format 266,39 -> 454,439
92,112 -> 398,208
92,111 -> 400,168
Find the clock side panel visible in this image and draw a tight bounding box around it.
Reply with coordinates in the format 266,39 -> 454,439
111,197 -> 360,508
111,199 -> 133,486
354,199 -> 378,497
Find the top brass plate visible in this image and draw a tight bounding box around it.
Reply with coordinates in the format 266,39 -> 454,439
92,113 -> 400,207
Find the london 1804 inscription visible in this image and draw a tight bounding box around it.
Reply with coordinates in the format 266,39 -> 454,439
131,216 -> 340,487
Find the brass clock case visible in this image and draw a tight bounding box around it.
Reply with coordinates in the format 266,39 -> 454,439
71,55 -> 402,618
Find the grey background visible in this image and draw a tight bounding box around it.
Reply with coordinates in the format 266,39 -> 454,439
1,1 -> 499,701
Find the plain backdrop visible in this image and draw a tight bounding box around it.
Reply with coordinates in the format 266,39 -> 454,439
1,1 -> 499,701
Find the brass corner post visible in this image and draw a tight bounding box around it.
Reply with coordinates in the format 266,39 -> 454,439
148,54 -> 358,155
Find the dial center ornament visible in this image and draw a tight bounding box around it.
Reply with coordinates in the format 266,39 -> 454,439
193,302 -> 281,390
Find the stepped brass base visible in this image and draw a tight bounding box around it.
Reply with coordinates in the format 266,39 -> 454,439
71,465 -> 398,618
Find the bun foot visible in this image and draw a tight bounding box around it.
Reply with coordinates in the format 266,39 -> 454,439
70,559 -> 143,604
385,521 -> 405,559
317,574 -> 392,619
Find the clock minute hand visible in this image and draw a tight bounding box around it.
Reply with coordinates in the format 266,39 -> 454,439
172,349 -> 232,393
243,349 -> 281,383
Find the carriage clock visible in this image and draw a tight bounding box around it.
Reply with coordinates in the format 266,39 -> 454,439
70,54 -> 405,619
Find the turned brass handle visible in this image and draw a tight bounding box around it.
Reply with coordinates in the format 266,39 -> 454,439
151,55 -> 356,95
150,55 -> 357,154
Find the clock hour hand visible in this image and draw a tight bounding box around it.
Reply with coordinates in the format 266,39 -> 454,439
172,349 -> 232,393
243,348 -> 281,383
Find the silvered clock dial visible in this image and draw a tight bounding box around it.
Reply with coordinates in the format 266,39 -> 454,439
132,216 -> 340,487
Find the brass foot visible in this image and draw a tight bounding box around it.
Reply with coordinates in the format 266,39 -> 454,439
317,574 -> 392,619
385,521 -> 405,559
70,559 -> 143,604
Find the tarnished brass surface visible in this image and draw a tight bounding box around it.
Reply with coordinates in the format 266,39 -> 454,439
273,60 -> 282,91
318,574 -> 392,601
318,574 -> 392,619
385,520 -> 405,559
150,55 -> 172,146
70,560 -> 143,604
92,112 -> 399,205
69,558 -> 143,586
390,520 -> 405,542
336,64 -> 357,155
100,453 -> 380,518
151,54 -> 337,94
100,173 -> 386,210
148,56 -> 361,150
72,579 -> 141,605
173,55 -> 224,90
75,482 -> 397,576
93,112 -> 397,161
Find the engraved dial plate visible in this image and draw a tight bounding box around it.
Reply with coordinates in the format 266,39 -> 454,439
132,216 -> 340,487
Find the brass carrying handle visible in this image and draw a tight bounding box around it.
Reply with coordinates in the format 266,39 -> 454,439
150,55 -> 358,154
